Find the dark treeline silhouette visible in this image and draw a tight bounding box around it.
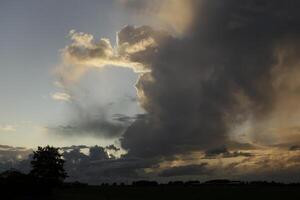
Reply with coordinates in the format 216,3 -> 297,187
84,179 -> 296,187
2,146 -> 300,199
1,146 -> 67,199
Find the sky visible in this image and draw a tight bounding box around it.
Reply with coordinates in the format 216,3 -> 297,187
0,0 -> 147,147
2,0 -> 300,184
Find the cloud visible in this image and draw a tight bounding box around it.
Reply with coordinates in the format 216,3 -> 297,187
3,144 -> 300,183
51,92 -> 71,102
60,145 -> 157,184
56,26 -> 170,84
48,92 -> 136,138
0,125 -> 16,132
57,146 -> 300,183
0,145 -> 32,172
106,144 -> 120,152
89,146 -> 109,160
112,113 -> 146,124
53,26 -> 170,139
158,163 -> 211,177
204,146 -> 253,159
48,121 -> 125,139
117,0 -> 198,35
289,145 -> 300,151
120,0 -> 300,159
0,144 -> 146,183
60,145 -> 89,151
230,149 -> 300,183
51,0 -> 300,182
205,146 -> 228,157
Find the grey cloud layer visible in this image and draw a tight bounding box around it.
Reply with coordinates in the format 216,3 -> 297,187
3,144 -> 300,184
0,145 -> 32,173
158,163 -> 211,177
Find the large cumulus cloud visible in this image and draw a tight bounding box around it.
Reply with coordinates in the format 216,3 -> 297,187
121,0 -> 300,158
52,0 -> 300,181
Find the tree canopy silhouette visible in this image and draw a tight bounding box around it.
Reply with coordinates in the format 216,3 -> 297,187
30,146 -> 67,185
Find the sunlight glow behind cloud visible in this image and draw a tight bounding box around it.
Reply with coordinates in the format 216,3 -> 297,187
51,92 -> 71,102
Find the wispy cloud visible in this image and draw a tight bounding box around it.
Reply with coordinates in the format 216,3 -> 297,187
51,92 -> 71,102
0,125 -> 16,132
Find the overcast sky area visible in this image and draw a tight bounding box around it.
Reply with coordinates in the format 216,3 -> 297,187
2,0 -> 300,184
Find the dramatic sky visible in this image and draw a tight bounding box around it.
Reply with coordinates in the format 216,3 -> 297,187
2,0 -> 300,184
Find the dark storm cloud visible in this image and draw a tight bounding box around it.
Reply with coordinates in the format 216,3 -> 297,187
204,146 -> 253,158
50,0 -> 300,182
121,0 -> 300,158
158,163 -> 211,177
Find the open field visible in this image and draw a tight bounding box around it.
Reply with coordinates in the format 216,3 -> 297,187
5,184 -> 300,200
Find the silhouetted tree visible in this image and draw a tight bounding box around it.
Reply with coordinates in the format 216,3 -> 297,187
30,146 -> 67,185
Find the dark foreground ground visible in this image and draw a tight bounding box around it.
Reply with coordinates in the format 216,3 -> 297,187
52,185 -> 300,200
4,184 -> 300,200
